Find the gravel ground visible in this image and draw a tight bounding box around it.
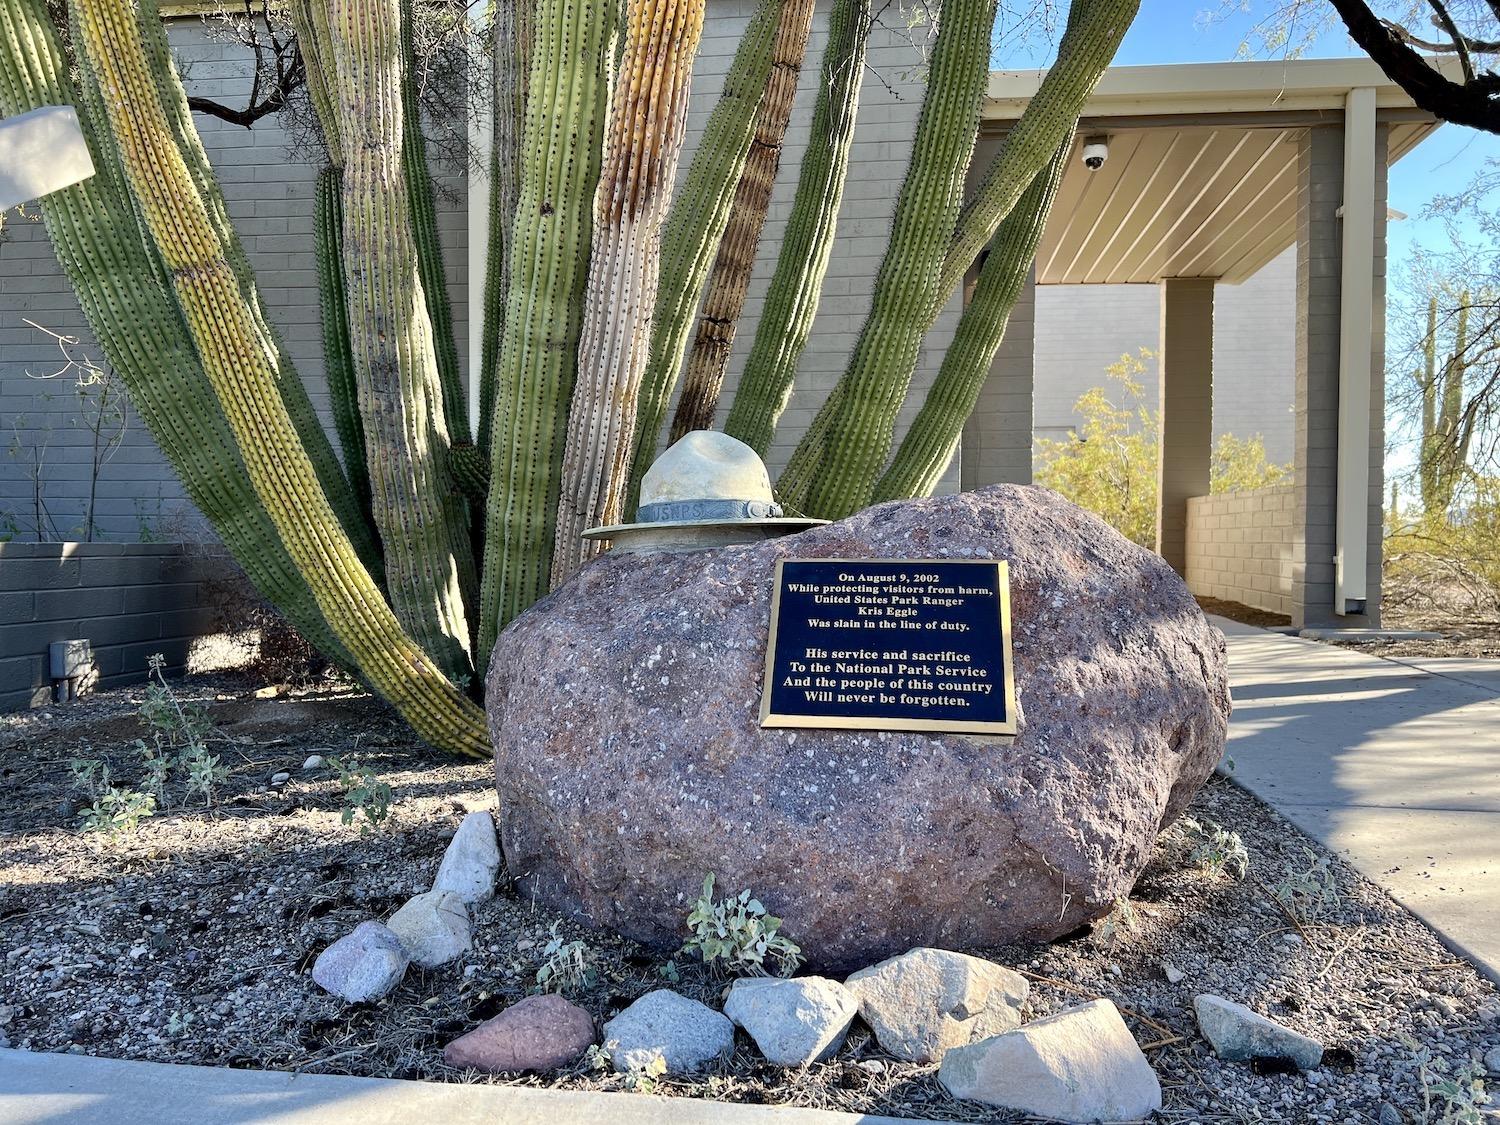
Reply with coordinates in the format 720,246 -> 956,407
2,676 -> 1498,1122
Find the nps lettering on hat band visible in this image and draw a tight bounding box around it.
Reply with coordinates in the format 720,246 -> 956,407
635,499 -> 785,524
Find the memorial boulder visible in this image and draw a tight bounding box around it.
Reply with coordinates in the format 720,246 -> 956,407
486,484 -> 1229,971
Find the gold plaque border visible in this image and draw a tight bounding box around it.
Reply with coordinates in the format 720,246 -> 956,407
758,558 -> 1018,737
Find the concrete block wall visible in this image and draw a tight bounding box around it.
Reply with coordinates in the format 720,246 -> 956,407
1185,485 -> 1295,617
0,543 -> 245,711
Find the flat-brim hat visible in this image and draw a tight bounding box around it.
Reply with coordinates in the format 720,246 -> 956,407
583,430 -> 826,551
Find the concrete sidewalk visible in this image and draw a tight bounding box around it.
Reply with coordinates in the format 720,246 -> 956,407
0,1049 -> 914,1125
1215,618 -> 1500,981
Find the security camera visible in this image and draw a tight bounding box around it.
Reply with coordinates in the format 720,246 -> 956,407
1081,137 -> 1109,171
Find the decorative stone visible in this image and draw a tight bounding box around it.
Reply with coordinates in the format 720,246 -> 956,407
844,948 -> 1028,1063
387,890 -> 471,969
310,921 -> 408,1003
432,811 -> 501,904
723,976 -> 858,1067
601,989 -> 734,1075
443,994 -> 594,1072
1193,994 -> 1324,1070
938,999 -> 1162,1122
1162,962 -> 1185,984
302,754 -> 326,771
487,485 -> 1230,970
1486,1045 -> 1500,1075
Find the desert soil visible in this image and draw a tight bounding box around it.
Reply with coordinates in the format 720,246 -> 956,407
1,675 -> 1497,1123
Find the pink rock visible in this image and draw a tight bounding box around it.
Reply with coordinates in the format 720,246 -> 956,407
443,994 -> 594,1072
486,485 -> 1230,971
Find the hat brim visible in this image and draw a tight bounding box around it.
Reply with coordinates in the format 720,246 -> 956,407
582,517 -> 828,541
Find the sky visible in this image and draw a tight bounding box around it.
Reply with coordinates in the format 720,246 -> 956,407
996,0 -> 1498,271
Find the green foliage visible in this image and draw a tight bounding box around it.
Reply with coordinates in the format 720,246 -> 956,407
1175,816 -> 1250,881
681,873 -> 802,977
69,759 -> 157,835
1270,846 -> 1341,924
534,922 -> 593,994
1401,1035 -> 1491,1123
1035,351 -> 1292,546
325,754 -> 393,833
1385,476 -> 1500,622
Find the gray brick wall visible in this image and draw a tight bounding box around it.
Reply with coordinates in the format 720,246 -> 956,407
1186,486 -> 1295,617
0,542 -> 244,711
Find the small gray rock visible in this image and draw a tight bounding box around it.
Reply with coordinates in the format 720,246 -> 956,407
602,989 -> 734,1074
1194,994 -> 1323,1070
939,999 -> 1161,1122
845,947 -> 1028,1063
270,771 -> 291,786
1379,1102 -> 1404,1125
311,921 -> 408,1003
387,890 -> 471,969
1162,962 -> 1185,985
431,811 -> 501,904
302,754 -> 325,771
724,976 -> 858,1067
1484,1045 -> 1500,1075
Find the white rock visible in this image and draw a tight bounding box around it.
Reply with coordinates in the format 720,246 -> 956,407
387,890 -> 471,969
431,811 -> 501,904
938,999 -> 1162,1123
311,921 -> 408,1003
270,771 -> 291,785
302,755 -> 326,771
1483,1045 -> 1500,1075
601,989 -> 734,1075
844,947 -> 1028,1063
1194,994 -> 1324,1070
724,976 -> 858,1067
1162,962 -> 1185,984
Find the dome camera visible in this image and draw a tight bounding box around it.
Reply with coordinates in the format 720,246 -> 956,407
1081,137 -> 1109,171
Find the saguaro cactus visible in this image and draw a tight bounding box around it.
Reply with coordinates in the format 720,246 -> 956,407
623,0 -> 785,514
478,0 -> 617,657
551,0 -> 707,582
70,0 -> 488,755
670,0 -> 817,441
873,137 -> 1072,500
723,0 -> 870,457
776,0 -> 997,519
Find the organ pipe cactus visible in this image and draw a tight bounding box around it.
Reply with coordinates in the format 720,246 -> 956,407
550,0 -> 707,582
477,0 -> 617,657
723,0 -> 870,458
623,0 -> 785,516
776,0 -> 997,519
69,0 -> 489,754
873,136 -> 1072,501
328,0 -> 478,681
670,0 -> 817,442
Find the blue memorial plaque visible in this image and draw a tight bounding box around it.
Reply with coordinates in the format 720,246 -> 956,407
759,558 -> 1017,735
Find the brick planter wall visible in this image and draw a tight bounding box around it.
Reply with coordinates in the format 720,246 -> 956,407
0,543 -> 245,711
1185,485 -> 1295,617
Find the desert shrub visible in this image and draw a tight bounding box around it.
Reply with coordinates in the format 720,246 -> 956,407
1270,846 -> 1341,923
1385,476 -> 1500,625
681,873 -> 802,977
1175,816 -> 1250,880
325,754 -> 393,833
534,923 -> 593,994
1036,351 -> 1291,546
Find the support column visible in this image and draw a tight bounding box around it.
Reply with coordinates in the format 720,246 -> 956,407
960,265 -> 1036,489
1156,277 -> 1215,575
1292,114 -> 1387,628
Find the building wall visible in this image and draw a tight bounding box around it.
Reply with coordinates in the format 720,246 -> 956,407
1185,485 -> 1295,617
0,542 -> 243,711
1034,246 -> 1297,464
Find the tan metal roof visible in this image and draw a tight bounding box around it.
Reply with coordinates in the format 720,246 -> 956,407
983,60 -> 1445,285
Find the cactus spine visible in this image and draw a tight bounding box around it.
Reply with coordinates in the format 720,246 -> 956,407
71,0 -> 488,754
873,136 -> 1072,501
550,0 -> 708,583
777,0 -> 996,519
622,0 -> 785,515
670,0 -> 817,441
477,0 -> 618,657
328,0 -> 478,680
723,0 -> 869,457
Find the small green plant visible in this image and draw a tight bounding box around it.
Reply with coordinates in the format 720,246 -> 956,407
69,757 -> 156,836
681,873 -> 802,977
584,1042 -> 612,1072
131,654 -> 229,808
1270,847 -> 1341,923
325,754 -> 393,833
622,1054 -> 667,1093
535,922 -> 593,994
1177,816 -> 1250,880
1402,1036 -> 1491,1123
1094,896 -> 1139,948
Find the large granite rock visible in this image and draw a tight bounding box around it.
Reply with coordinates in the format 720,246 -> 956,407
487,485 -> 1229,970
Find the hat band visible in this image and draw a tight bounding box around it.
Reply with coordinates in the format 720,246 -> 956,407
636,498 -> 784,524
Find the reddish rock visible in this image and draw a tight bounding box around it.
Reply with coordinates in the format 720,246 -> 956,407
486,485 -> 1230,971
443,993 -> 594,1072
